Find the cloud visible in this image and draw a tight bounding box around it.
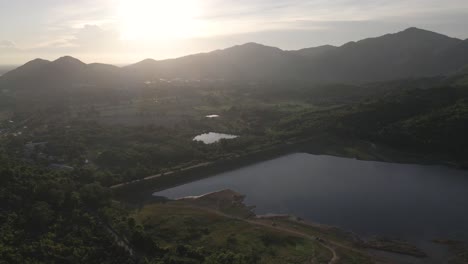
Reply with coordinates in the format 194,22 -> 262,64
30,24 -> 120,52
1,0 -> 468,64
0,40 -> 15,48
69,24 -> 120,50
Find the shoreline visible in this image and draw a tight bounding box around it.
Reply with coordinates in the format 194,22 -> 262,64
150,188 -> 433,261
112,135 -> 464,203
112,140 -> 468,261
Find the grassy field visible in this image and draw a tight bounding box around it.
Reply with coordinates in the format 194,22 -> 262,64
130,190 -> 379,264
254,217 -> 374,264
134,202 -> 334,264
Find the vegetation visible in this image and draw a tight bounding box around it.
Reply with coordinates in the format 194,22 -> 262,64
0,153 -> 134,263
6,71 -> 468,189
0,30 -> 468,263
130,203 -> 334,264
0,152 -> 377,263
271,74 -> 468,166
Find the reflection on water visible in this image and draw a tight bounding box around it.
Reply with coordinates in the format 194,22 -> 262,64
193,132 -> 238,144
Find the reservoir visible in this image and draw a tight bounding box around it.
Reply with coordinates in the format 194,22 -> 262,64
154,153 -> 468,242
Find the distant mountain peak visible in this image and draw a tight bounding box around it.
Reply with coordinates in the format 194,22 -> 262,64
126,58 -> 158,69
53,56 -> 86,66
223,42 -> 283,54
402,27 -> 425,32
19,58 -> 50,68
396,27 -> 458,40
0,58 -> 50,79
28,58 -> 50,64
342,27 -> 460,50
239,42 -> 280,49
239,42 -> 269,47
317,44 -> 337,48
139,58 -> 158,64
55,55 -> 80,61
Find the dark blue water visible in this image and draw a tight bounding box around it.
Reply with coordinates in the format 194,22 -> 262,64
154,153 -> 468,241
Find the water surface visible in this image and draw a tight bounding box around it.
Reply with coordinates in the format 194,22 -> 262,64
193,132 -> 238,144
155,153 -> 468,241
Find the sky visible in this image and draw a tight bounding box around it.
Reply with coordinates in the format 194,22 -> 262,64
1,0 -> 468,65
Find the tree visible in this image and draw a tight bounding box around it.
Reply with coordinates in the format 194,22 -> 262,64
30,201 -> 54,230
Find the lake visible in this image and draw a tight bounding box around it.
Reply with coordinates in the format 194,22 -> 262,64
154,153 -> 468,243
193,132 -> 238,144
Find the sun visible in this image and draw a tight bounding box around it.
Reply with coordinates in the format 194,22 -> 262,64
118,0 -> 202,41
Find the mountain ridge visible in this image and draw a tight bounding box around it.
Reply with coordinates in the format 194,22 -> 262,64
120,27 -> 468,82
1,27 -> 468,85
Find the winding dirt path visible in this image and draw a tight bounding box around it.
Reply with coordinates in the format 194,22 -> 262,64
245,219 -> 340,264
178,204 -> 340,264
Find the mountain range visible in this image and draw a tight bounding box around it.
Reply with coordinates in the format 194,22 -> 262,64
1,27 -> 468,91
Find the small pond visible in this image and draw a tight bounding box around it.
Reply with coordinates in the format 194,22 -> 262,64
193,132 -> 238,144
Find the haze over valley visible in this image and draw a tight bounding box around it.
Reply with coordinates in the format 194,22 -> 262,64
1,1 -> 468,264
3,27 -> 468,86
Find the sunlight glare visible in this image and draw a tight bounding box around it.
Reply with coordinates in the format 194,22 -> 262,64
118,0 -> 202,41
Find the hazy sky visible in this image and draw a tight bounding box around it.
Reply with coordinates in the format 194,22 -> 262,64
1,0 -> 468,65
